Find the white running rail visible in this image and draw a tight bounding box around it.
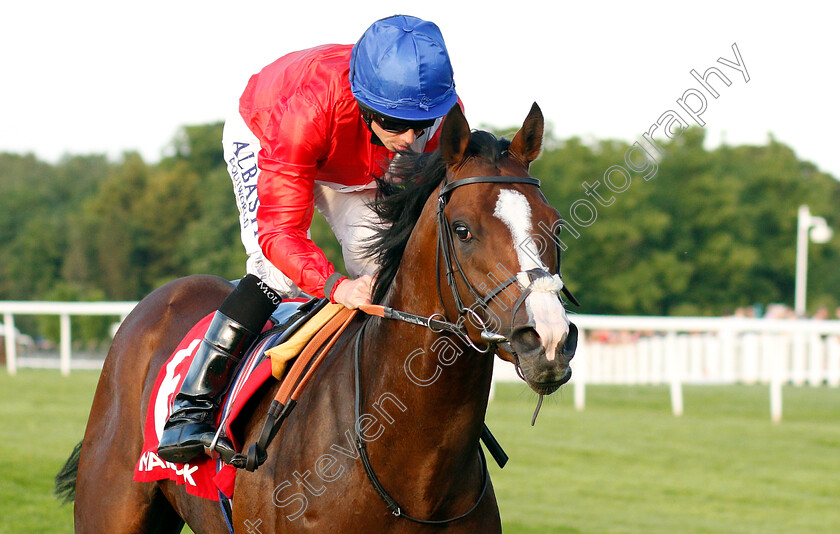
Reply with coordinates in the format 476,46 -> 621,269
1,301 -> 137,377
4,302 -> 839,422
492,315 -> 840,423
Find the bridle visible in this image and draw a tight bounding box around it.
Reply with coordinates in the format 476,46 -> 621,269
355,174 -> 579,355
354,173 -> 579,525
435,174 -> 579,353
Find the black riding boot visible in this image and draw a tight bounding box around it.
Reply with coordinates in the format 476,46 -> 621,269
157,275 -> 281,464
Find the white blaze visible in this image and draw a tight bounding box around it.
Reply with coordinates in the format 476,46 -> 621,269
493,190 -> 569,360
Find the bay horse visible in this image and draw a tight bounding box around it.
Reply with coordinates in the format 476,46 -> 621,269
58,103 -> 577,532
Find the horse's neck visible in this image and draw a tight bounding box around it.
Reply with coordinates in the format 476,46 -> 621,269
364,320 -> 494,426
359,268 -> 494,463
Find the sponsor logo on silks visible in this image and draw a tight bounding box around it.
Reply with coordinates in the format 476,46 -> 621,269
138,451 -> 199,486
230,141 -> 260,238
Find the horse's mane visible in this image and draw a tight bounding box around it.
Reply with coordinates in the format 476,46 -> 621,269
366,130 -> 512,304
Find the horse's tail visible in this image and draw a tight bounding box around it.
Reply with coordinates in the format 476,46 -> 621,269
54,440 -> 82,504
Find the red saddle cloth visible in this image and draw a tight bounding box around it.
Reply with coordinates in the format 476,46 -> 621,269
133,312 -> 275,500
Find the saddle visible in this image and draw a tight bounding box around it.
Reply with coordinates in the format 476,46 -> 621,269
230,301 -> 358,471
218,297 -> 359,469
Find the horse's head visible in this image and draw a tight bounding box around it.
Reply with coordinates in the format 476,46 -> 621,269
434,103 -> 577,395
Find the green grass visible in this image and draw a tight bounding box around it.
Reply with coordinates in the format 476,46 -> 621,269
0,370 -> 99,534
487,384 -> 840,534
1,370 -> 838,533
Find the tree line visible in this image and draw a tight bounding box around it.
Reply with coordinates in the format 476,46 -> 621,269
1,123 -> 837,343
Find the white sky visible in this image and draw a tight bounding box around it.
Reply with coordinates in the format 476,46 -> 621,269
2,1 -> 838,179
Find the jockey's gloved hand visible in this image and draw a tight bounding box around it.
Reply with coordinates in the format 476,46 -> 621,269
333,275 -> 373,309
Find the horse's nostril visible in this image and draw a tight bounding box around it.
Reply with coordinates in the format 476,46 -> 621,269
562,322 -> 578,359
511,327 -> 542,355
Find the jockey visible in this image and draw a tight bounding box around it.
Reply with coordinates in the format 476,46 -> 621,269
157,15 -> 459,464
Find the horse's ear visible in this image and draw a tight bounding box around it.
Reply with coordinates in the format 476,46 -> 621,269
440,104 -> 471,165
509,102 -> 544,167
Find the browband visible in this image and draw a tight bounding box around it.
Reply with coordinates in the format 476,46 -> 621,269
438,176 -> 540,197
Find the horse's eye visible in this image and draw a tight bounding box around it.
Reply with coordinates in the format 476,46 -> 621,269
453,223 -> 472,242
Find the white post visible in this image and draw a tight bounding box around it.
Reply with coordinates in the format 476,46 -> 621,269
795,205 -> 833,317
638,337 -> 651,384
60,313 -> 71,376
602,344 -> 613,383
770,342 -> 783,423
667,331 -> 683,416
650,336 -> 663,384
795,206 -> 810,317
4,313 -> 16,376
807,333 -> 824,386
720,328 -> 736,383
741,332 -> 759,384
574,328 -> 586,411
705,333 -> 720,382
689,334 -> 703,382
791,332 -> 806,386
760,333 -> 775,384
614,343 -> 623,384
624,343 -> 637,384
828,336 -> 840,387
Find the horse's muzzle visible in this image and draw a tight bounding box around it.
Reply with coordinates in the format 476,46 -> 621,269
509,322 -> 577,394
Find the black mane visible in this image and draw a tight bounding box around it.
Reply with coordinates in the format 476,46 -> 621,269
365,130 -> 512,304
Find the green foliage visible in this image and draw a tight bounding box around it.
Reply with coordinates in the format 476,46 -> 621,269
175,165 -> 244,281
169,122 -> 225,176
1,122 -> 838,344
531,127 -> 840,316
36,283 -> 112,346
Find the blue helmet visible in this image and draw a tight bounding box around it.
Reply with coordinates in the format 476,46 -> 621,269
350,15 -> 458,121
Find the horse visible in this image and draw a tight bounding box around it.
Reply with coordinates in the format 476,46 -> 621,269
57,102 -> 577,533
